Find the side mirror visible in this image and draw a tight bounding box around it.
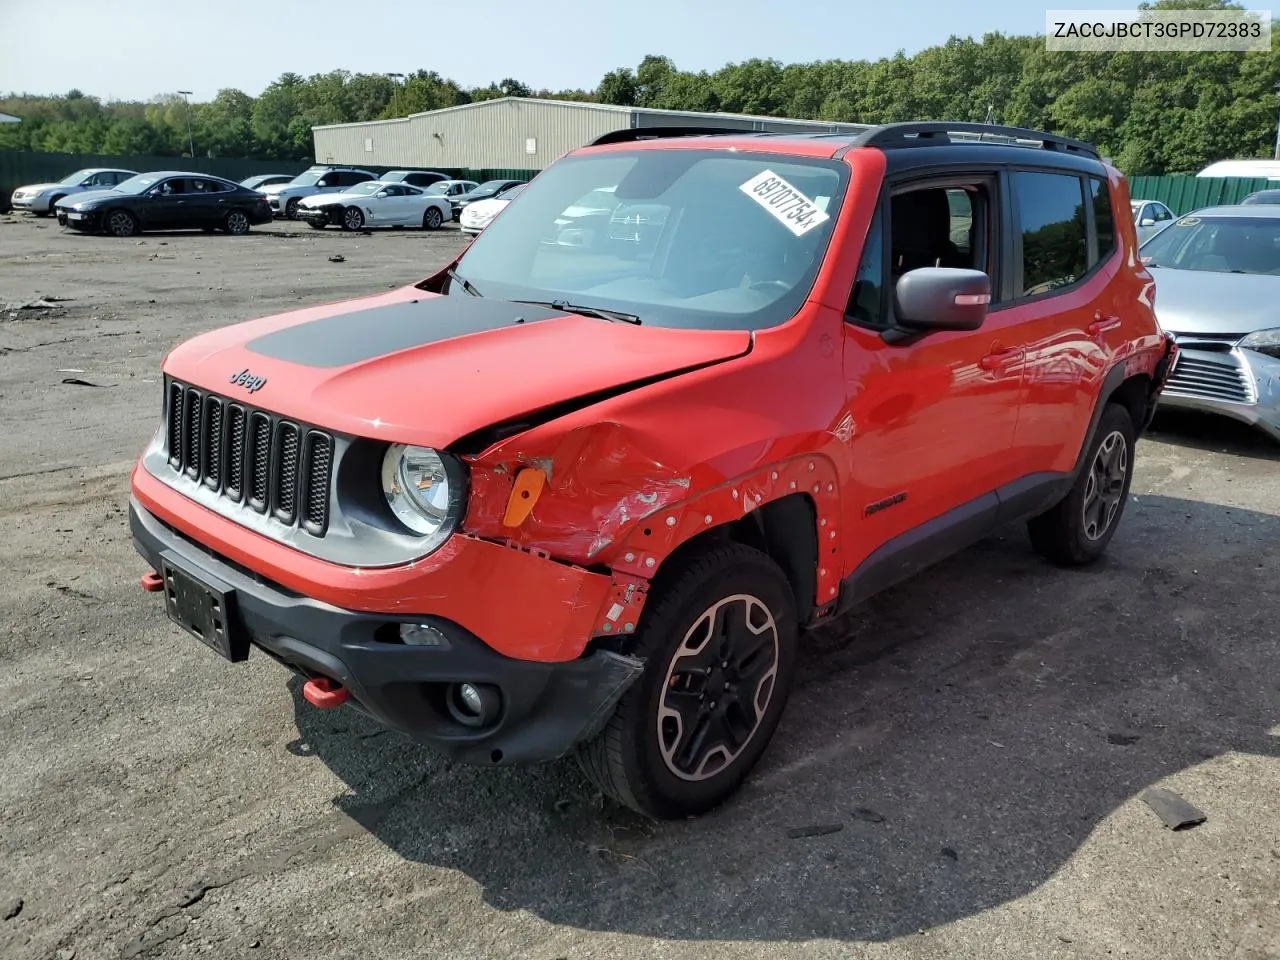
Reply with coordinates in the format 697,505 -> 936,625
316,180 -> 328,188
375,190 -> 389,198
893,267 -> 990,333
1139,217 -> 1155,227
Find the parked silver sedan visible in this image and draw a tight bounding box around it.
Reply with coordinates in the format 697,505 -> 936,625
1140,205 -> 1280,441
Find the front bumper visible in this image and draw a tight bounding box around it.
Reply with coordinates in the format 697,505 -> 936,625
12,195 -> 51,212
1157,344 -> 1280,441
59,209 -> 99,230
295,206 -> 335,225
130,497 -> 643,764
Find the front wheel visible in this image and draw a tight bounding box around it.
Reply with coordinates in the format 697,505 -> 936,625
41,195 -> 64,217
342,206 -> 364,231
576,543 -> 797,819
422,206 -> 444,230
105,209 -> 139,237
284,197 -> 300,220
1028,403 -> 1136,565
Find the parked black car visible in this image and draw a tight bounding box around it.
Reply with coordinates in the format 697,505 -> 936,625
450,179 -> 525,220
1240,188 -> 1280,205
239,173 -> 297,192
56,172 -> 273,236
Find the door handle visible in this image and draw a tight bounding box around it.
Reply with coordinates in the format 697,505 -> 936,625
979,347 -> 1022,371
1088,312 -> 1122,336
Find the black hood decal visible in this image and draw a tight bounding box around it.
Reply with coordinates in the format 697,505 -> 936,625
245,295 -> 567,368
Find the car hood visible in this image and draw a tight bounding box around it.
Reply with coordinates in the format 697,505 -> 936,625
18,182 -> 65,194
298,191 -> 370,207
160,286 -> 753,449
1150,266 -> 1280,337
65,189 -> 126,208
261,183 -> 306,196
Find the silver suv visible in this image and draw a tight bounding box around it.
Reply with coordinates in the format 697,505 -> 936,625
261,166 -> 377,219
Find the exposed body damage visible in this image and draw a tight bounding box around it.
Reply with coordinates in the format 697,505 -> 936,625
130,121 -> 1175,819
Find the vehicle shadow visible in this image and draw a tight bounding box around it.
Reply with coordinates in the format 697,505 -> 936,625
288,493 -> 1280,943
1147,409 -> 1280,460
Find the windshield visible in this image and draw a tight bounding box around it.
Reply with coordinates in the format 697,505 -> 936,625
500,184 -> 526,200
60,169 -> 94,185
476,180 -> 509,192
288,169 -> 329,187
1140,215 -> 1280,274
424,183 -> 450,195
112,174 -> 164,195
343,182 -> 382,197
451,150 -> 846,331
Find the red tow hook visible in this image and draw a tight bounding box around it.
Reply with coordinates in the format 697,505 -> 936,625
140,570 -> 164,593
302,677 -> 352,709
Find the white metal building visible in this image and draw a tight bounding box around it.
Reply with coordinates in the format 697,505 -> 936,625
311,97 -> 872,171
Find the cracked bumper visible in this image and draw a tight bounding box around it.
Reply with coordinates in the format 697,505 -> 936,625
1158,346 -> 1280,442
130,497 -> 644,763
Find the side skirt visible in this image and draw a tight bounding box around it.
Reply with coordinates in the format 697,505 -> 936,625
836,472 -> 1072,613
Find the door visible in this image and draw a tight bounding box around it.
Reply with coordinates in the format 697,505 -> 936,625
141,177 -> 190,228
190,178 -> 232,227
839,177 -> 1026,591
1002,170 -> 1114,478
394,186 -> 425,224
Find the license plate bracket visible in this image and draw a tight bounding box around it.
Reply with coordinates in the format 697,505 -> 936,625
159,553 -> 249,662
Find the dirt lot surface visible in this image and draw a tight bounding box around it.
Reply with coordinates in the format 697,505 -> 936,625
1,213 -> 1278,960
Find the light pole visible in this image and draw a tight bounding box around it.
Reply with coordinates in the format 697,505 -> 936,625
386,73 -> 405,116
1273,82 -> 1280,160
177,90 -> 195,158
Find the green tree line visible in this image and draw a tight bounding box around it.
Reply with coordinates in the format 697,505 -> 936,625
1,0 -> 1275,175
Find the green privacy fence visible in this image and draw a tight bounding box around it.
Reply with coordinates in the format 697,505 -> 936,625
1127,175 -> 1275,216
0,149 -> 541,211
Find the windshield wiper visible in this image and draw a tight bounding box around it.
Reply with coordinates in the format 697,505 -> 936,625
511,299 -> 641,325
446,267 -> 481,297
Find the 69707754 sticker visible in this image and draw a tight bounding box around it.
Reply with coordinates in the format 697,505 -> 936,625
739,169 -> 832,237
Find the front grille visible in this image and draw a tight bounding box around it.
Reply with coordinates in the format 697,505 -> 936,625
1164,350 -> 1253,404
164,379 -> 334,536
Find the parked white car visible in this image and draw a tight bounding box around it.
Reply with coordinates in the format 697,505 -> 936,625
11,168 -> 136,215
295,181 -> 454,231
459,183 -> 526,234
260,165 -> 377,219
1132,198 -> 1175,243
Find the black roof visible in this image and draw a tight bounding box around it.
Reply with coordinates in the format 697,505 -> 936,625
588,121 -> 1104,173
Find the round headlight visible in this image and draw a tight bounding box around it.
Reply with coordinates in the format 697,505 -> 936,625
380,444 -> 464,544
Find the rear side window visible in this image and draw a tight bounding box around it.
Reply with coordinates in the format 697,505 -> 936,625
1090,178 -> 1115,262
1013,171 -> 1087,297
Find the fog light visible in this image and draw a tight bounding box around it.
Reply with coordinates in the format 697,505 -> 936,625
446,682 -> 501,728
399,623 -> 450,647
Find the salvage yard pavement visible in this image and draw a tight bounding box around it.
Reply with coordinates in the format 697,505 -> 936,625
1,215 -> 1278,960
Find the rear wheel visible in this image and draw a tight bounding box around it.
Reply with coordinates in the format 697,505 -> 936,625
224,209 -> 251,235
576,543 -> 797,819
1028,403 -> 1136,565
422,206 -> 444,230
342,206 -> 364,231
105,209 -> 138,237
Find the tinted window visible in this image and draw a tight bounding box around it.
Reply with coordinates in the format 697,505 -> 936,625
1090,178 -> 1115,262
350,172 -> 374,186
847,205 -> 885,328
1013,171 -> 1087,297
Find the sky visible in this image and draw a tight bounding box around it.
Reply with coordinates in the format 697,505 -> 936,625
0,0 -> 1273,102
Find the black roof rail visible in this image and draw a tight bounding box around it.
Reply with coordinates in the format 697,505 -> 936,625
838,122 -> 1099,160
589,126 -> 762,146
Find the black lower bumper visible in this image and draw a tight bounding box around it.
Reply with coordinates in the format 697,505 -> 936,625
130,499 -> 643,765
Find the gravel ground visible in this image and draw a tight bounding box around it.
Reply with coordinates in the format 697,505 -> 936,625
1,213 -> 1277,960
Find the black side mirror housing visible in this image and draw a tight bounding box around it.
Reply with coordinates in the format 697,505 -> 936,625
890,267 -> 990,339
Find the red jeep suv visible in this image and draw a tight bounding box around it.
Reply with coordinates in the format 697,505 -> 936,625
131,122 -> 1176,819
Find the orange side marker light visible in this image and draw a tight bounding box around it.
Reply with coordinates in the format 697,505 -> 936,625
502,467 -> 547,528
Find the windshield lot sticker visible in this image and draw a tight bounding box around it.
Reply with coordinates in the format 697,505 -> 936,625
740,170 -> 831,236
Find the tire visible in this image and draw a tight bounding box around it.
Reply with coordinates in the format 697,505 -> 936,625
307,219 -> 326,230
40,195 -> 64,218
284,197 -> 301,220
1028,403 -> 1136,566
422,206 -> 444,230
104,209 -> 139,237
575,543 -> 798,819
342,206 -> 364,231
224,209 -> 251,235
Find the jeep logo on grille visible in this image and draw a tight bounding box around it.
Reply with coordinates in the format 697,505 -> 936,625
228,369 -> 267,393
